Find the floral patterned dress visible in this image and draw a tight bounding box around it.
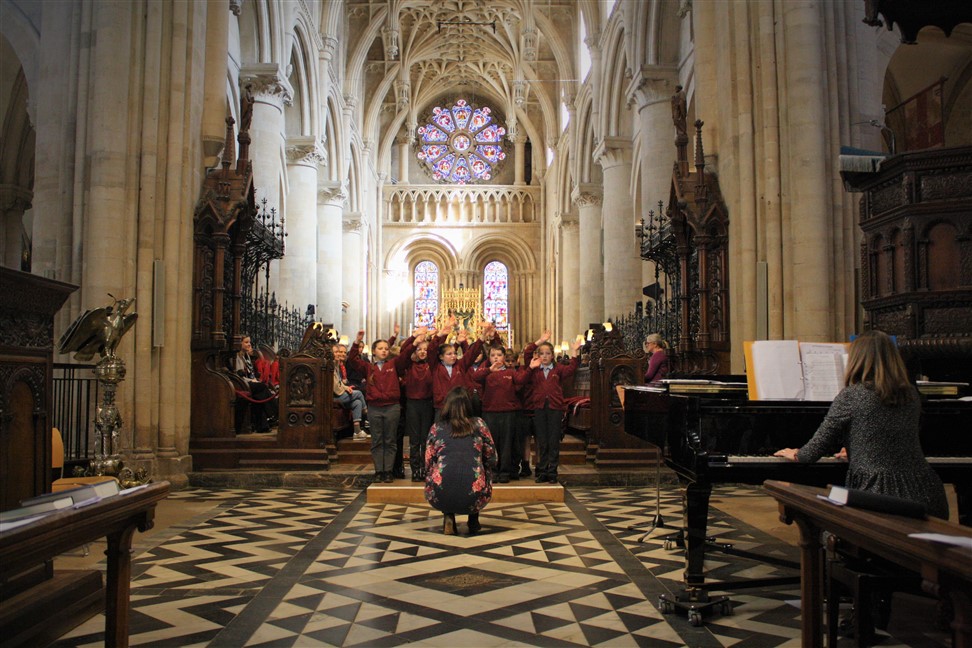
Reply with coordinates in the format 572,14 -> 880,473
424,418 -> 497,514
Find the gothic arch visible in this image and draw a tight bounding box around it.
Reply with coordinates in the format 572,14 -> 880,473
323,93 -> 343,183
287,17 -> 322,137
0,6 -> 38,101
599,15 -> 634,139
464,233 -> 538,275
385,233 -> 461,278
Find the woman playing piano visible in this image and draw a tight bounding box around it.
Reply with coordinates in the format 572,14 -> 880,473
774,330 -> 948,519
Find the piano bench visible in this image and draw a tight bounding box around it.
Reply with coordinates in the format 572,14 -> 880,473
826,556 -> 922,647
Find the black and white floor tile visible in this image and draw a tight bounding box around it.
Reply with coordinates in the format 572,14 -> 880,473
52,485 -> 941,647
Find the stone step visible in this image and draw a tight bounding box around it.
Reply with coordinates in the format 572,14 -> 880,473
334,434 -> 590,465
366,481 -> 564,504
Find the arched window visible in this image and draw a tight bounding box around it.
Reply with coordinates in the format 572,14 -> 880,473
483,261 -> 509,331
416,99 -> 506,184
413,261 -> 439,328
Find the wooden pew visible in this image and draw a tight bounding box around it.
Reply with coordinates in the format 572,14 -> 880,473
0,482 -> 170,648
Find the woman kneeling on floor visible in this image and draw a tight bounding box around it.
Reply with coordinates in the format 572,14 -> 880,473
424,387 -> 497,535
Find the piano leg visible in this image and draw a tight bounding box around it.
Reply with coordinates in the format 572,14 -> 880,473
658,480 -> 731,626
683,479 -> 711,587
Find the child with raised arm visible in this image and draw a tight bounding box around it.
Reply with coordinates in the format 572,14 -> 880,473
429,317 -> 490,419
523,331 -> 582,483
347,328 -> 415,483
399,326 -> 435,481
471,341 -> 529,483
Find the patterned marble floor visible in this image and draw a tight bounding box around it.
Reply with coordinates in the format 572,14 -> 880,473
51,485 -> 944,647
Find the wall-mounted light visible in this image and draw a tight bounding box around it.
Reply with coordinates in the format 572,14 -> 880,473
602,322 -> 613,332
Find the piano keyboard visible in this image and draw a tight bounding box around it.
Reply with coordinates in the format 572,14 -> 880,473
710,455 -> 969,465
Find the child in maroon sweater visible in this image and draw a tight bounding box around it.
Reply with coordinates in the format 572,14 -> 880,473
399,327 -> 435,481
523,333 -> 582,483
429,324 -> 491,417
471,344 -> 529,483
348,330 -> 415,482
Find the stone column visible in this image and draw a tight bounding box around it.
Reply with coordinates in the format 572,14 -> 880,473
0,185 -> 32,269
628,69 -> 679,299
201,0 -> 230,167
782,2 -> 832,341
513,133 -> 527,186
560,215 -> 580,337
595,137 -> 639,319
396,135 -> 410,183
342,212 -> 364,332
572,184 -> 604,327
80,1 -> 137,304
280,136 -> 325,314
317,183 -> 346,326
239,64 -> 293,297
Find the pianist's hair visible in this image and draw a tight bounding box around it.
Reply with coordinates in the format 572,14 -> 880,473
844,330 -> 914,407
440,387 -> 475,438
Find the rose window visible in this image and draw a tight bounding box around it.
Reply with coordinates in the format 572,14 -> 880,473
416,99 -> 506,184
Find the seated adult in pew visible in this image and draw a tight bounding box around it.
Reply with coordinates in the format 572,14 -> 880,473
774,329 -> 949,519
332,342 -> 368,439
229,335 -> 278,434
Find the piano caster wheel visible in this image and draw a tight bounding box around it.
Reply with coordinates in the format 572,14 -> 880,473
659,597 -> 675,614
720,600 -> 733,616
689,610 -> 703,626
663,539 -> 676,550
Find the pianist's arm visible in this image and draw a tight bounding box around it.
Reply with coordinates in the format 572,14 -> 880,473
775,388 -> 852,462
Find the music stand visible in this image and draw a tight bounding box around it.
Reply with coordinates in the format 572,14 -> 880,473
627,450 -> 670,542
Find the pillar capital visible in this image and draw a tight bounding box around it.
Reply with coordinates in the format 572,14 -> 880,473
625,65 -> 678,109
0,184 -> 33,214
322,35 -> 339,60
343,212 -> 363,234
571,183 -> 602,207
240,63 -> 294,109
318,182 -> 347,207
286,135 -> 327,168
594,137 -> 632,170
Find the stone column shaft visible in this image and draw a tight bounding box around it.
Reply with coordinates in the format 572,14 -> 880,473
782,2 -> 832,341
317,184 -> 345,326
240,65 -> 294,299
561,218 -> 580,337
342,213 -> 364,332
573,186 -> 604,327
596,138 -> 638,319
280,137 -> 325,314
514,134 -> 527,186
396,136 -> 409,183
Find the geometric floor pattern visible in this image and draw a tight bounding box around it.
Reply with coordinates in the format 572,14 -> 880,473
52,485 -> 939,647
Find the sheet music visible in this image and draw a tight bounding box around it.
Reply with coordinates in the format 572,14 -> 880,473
752,340 -> 805,400
800,343 -> 848,401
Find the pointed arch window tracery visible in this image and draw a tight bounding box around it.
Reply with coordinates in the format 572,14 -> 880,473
483,261 -> 509,331
413,261 -> 439,328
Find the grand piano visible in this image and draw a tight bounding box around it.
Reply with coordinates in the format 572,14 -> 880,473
623,380 -> 972,624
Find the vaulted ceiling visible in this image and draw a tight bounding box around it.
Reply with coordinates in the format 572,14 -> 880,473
347,0 -> 585,162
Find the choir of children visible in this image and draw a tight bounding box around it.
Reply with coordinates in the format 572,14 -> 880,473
344,321 -> 581,484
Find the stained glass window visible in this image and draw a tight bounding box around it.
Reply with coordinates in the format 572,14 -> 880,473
416,99 -> 506,184
413,261 -> 439,328
483,261 -> 509,331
